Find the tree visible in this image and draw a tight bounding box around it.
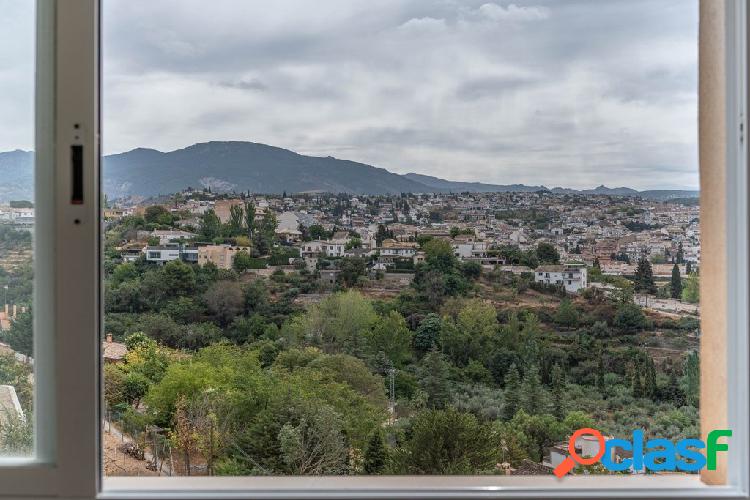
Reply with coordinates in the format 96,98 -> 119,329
243,202 -> 256,238
363,429 -> 388,474
413,313 -> 442,354
278,403 -> 348,475
204,281 -> 244,327
682,273 -> 699,303
423,238 -> 458,273
226,205 -> 244,237
144,205 -> 170,224
554,298 -> 578,328
634,256 -> 656,294
684,351 -> 700,407
338,257 -> 368,288
303,290 -> 377,355
419,348 -> 451,409
390,408 -> 497,474
503,364 -> 521,420
171,395 -> 199,476
232,250 -> 255,273
199,210 -> 222,241
162,260 -> 197,297
676,242 -> 684,264
670,264 -> 683,299
307,224 -> 328,241
550,364 -> 566,419
521,365 -> 547,415
614,303 -> 647,333
367,311 -> 412,366
536,242 -> 560,265
3,310 -> 32,358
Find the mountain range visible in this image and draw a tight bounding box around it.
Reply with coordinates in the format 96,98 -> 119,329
0,141 -> 699,201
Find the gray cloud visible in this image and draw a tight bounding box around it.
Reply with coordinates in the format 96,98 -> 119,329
0,0 -> 699,190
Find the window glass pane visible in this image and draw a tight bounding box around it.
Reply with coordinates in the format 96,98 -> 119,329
102,0 -> 700,478
0,0 -> 35,458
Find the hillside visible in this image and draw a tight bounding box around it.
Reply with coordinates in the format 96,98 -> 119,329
0,142 -> 699,200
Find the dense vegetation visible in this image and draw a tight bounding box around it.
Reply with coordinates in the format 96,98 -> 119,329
97,206 -> 700,476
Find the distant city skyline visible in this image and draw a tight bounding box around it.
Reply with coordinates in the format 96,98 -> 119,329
1,1 -> 698,190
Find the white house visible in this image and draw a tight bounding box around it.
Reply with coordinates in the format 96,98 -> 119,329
535,263 -> 588,293
300,240 -> 346,258
144,245 -> 198,265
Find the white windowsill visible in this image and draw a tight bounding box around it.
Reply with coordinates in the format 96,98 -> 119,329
101,475 -> 743,499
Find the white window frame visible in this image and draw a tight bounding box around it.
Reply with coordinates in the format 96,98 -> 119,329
0,0 -> 100,498
0,0 -> 748,498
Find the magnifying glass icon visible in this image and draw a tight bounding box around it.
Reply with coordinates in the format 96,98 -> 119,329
553,428 -> 606,478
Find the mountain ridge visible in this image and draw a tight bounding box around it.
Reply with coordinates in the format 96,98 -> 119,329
0,141 -> 699,201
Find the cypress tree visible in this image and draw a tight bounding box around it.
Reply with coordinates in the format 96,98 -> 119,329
670,264 -> 683,299
522,364 -> 547,415
363,430 -> 388,474
550,364 -> 566,419
503,364 -> 521,420
635,257 -> 656,294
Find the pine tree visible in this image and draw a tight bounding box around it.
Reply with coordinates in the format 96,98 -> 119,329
363,430 -> 388,474
522,364 -> 546,415
670,264 -> 683,299
550,364 -> 566,419
420,348 -> 451,409
503,364 -> 522,420
686,261 -> 693,274
634,256 -> 656,294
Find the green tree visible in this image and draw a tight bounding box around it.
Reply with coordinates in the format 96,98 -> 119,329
226,205 -> 244,237
204,281 -> 244,327
413,313 -> 442,354
614,303 -> 647,333
367,311 -> 412,366
278,402 -> 348,475
4,310 -> 32,358
550,364 -> 566,419
232,250 -> 254,273
682,272 -> 699,304
338,257 -> 368,288
363,429 -> 388,474
634,256 -> 656,294
554,298 -> 579,328
303,290 -> 377,355
503,364 -> 521,420
536,242 -> 560,265
162,260 -> 197,297
419,348 -> 452,409
390,408 -> 497,474
684,351 -> 700,406
670,264 -> 683,299
144,205 -> 170,224
521,365 -> 547,415
199,210 -> 222,241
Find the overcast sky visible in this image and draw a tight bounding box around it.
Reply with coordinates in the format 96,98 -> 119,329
1,1 -> 698,190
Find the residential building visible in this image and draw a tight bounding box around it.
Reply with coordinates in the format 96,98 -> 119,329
535,263 -> 588,293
